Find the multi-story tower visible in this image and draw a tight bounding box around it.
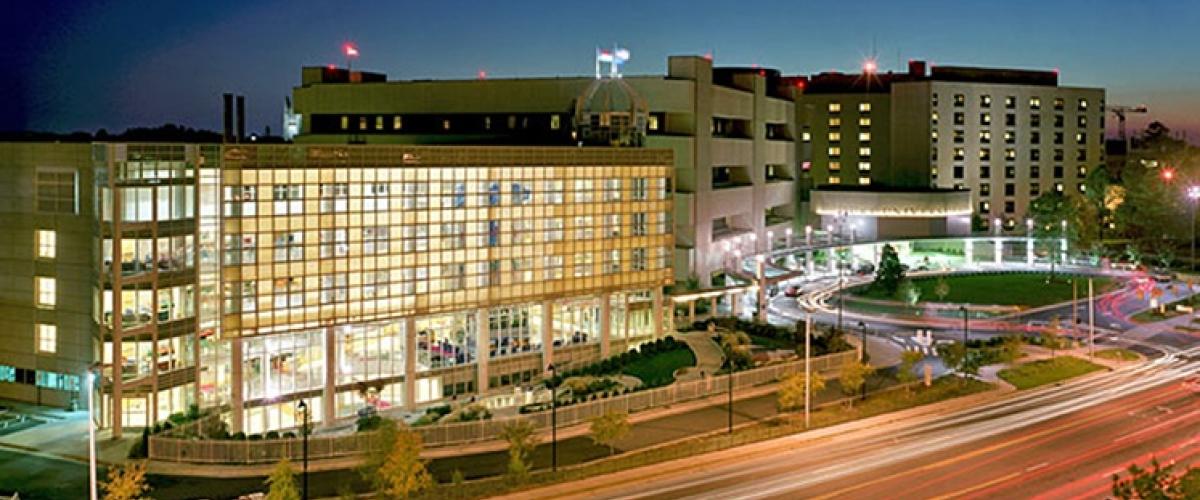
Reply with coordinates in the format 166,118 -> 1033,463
0,142 -> 96,410
798,61 -> 1105,228
290,55 -> 797,287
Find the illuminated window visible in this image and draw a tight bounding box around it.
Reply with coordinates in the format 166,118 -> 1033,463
574,252 -> 594,277
954,148 -> 965,161
1078,98 -> 1088,111
1005,96 -> 1016,109
953,94 -> 965,107
36,277 -> 55,307
319,230 -> 348,258
858,147 -> 871,157
979,201 -> 991,213
442,119 -> 451,131
801,131 -> 811,142
931,130 -> 939,142
550,114 -> 561,130
932,93 -> 939,107
1029,97 -> 1041,110
979,130 -> 991,143
858,132 -> 871,142
828,117 -> 841,127
980,113 -> 991,126
827,176 -> 842,184
1005,149 -> 1017,161
979,148 -> 990,161
273,231 -> 304,262
358,117 -> 367,130
829,161 -> 841,171
319,183 -> 348,213
859,117 -> 871,127
1054,97 -> 1064,110
1078,115 -> 1087,127
858,162 -> 871,171
648,115 -> 659,131
980,183 -> 991,196
36,230 -> 55,259
1077,165 -> 1088,178
319,274 -> 348,304
543,255 -> 564,280
858,102 -> 871,113
375,116 -> 383,130
828,131 -> 841,142
931,111 -> 939,125
393,116 -> 403,130
1055,182 -> 1064,193
1004,130 -> 1016,144
340,116 -> 348,130
980,95 -> 992,108
828,102 -> 842,113
1076,132 -> 1086,145
828,146 -> 841,157
858,177 -> 871,185
954,112 -> 965,125
37,324 -> 56,353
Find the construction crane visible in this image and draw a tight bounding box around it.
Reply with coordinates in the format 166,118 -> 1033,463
1109,104 -> 1148,153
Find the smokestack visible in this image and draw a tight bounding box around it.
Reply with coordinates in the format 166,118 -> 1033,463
222,93 -> 234,143
236,95 -> 245,142
908,60 -> 927,77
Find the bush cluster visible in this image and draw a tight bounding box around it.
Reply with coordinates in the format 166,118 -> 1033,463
545,337 -> 685,388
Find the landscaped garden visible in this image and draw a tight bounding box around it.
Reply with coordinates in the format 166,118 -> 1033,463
851,272 -> 1116,307
996,356 -> 1105,390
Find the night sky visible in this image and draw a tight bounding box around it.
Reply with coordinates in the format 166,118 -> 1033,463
5,0 -> 1198,142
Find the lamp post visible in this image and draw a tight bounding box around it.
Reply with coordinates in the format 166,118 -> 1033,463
547,363 -> 558,472
959,305 -> 969,346
767,230 -> 774,251
786,227 -> 794,248
1188,186 -> 1200,271
297,400 -> 309,500
87,369 -> 97,500
724,358 -> 734,434
837,253 -> 845,334
804,310 -> 813,428
857,321 -> 868,399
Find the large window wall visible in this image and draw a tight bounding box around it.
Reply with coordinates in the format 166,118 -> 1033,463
242,329 -> 325,401
415,312 -> 476,370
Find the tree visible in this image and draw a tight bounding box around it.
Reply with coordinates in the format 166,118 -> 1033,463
1083,165 -> 1113,245
838,358 -> 875,407
360,417 -> 400,484
265,459 -> 300,500
500,419 -> 540,485
1029,192 -> 1080,280
938,342 -> 967,376
933,276 -> 950,302
897,350 -> 923,392
1153,238 -> 1177,269
777,371 -> 826,411
101,460 -> 150,500
873,244 -> 905,295
1111,457 -> 1192,499
999,334 -> 1023,364
376,425 -> 434,499
589,410 -> 631,456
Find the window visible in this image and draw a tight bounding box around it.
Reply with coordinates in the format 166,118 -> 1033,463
603,250 -> 621,274
363,226 -> 389,254
36,277 -> 55,307
828,102 -> 842,113
647,115 -> 659,131
829,161 -> 842,171
632,213 -> 648,236
358,117 -> 367,130
543,218 -> 564,242
1029,97 -> 1042,110
36,230 -> 55,259
1004,130 -> 1016,144
858,176 -> 871,185
858,161 -> 871,171
980,183 -> 991,196
1054,132 -> 1064,145
1076,149 -> 1088,161
574,216 -> 594,240
340,116 -> 349,130
1054,149 -> 1065,161
980,95 -> 992,108
374,116 -> 383,130
931,130 -> 939,142
858,102 -> 871,113
953,94 -> 965,107
828,117 -> 841,127
1054,115 -> 1064,128
35,168 -> 77,214
801,131 -> 811,142
858,147 -> 871,157
932,93 -> 939,107
979,130 -> 991,143
1077,165 -> 1088,178
1031,165 -> 1040,178
954,112 -> 965,125
980,113 -> 991,126
1030,114 -> 1041,127
320,274 -> 348,304
442,119 -> 451,131
37,324 -> 56,353
604,214 -> 621,238
542,180 -> 564,204
859,117 -> 871,127
1078,115 -> 1088,127
1030,183 -> 1041,196
1006,166 -> 1016,179
1005,183 -> 1016,196
224,186 -> 257,216
273,231 -> 304,262
828,146 -> 842,157
273,277 -> 303,309
931,112 -> 939,125
1055,183 -> 1064,193
827,176 -> 841,184
223,234 -> 257,264
1030,149 -> 1041,161
979,148 -> 991,161
364,183 -> 390,211
1005,96 -> 1016,109
550,114 -> 561,130
393,116 -> 403,130
954,148 -> 965,161
632,178 -> 649,200
1030,131 -> 1041,144
828,131 -> 842,142
534,255 -> 561,280
1054,165 -> 1064,178
1005,148 -> 1017,161
953,166 -> 964,179
1076,132 -> 1087,145
319,229 -> 347,258
573,179 -> 594,203
1005,114 -> 1016,127
631,248 -> 648,271
980,166 -> 991,179
319,183 -> 348,213
954,129 -> 965,143
272,184 -> 303,214
979,201 -> 990,213
1078,98 -> 1089,111
1005,201 -> 1015,213
574,252 -> 594,277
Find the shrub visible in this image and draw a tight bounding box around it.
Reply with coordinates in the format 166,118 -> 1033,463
282,431 -> 296,439
265,430 -> 280,440
357,414 -> 385,432
127,428 -> 149,459
248,433 -> 263,441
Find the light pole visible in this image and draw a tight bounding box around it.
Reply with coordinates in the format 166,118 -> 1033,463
297,400 -> 309,500
837,253 -> 844,334
87,369 -> 97,500
1088,278 -> 1096,358
548,363 -> 558,472
724,358 -> 734,434
804,310 -> 812,428
1188,186 -> 1200,271
959,305 -> 969,346
857,321 -> 868,400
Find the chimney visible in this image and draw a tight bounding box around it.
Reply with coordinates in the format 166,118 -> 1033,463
908,60 -> 927,77
236,95 -> 246,143
222,93 -> 234,143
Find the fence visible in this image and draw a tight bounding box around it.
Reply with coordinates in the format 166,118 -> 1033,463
149,350 -> 857,464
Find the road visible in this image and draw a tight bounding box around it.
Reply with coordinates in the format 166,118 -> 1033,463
512,346 -> 1200,500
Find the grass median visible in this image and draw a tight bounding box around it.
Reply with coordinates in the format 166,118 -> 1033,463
419,376 -> 994,499
997,356 -> 1105,390
1093,348 -> 1140,362
852,273 -> 1115,307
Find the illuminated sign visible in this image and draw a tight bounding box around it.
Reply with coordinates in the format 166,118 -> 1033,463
596,45 -> 630,79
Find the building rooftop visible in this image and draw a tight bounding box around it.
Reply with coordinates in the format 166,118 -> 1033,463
798,59 -> 1064,94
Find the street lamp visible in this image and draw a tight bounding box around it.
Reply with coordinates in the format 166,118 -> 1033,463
786,227 -> 793,247
547,363 -> 559,472
857,321 -> 868,399
1025,218 -> 1034,235
297,400 -> 309,500
993,217 -> 1002,236
959,305 -> 969,346
1188,185 -> 1200,271
837,253 -> 845,334
723,358 -> 734,434
804,310 -> 813,428
767,230 -> 774,251
87,369 -> 97,500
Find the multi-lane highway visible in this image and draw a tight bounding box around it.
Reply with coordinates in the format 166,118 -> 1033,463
513,346 -> 1200,500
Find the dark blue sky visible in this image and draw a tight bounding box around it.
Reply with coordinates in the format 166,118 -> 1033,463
6,0 -> 1198,141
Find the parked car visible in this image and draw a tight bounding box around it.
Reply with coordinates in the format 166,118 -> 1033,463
784,285 -> 801,298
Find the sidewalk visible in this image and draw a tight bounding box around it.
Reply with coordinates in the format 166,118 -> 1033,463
673,331 -> 725,382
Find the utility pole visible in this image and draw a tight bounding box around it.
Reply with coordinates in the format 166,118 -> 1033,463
1089,278 -> 1095,358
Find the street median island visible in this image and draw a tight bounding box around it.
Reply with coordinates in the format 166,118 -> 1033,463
996,356 -> 1105,390
849,271 -> 1117,308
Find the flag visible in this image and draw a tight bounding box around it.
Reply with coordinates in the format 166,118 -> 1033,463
344,43 -> 359,58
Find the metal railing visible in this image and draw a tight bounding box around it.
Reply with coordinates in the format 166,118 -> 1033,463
149,350 -> 856,464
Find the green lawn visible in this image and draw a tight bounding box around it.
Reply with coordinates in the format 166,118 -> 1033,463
1093,348 -> 1140,361
997,356 -> 1105,390
749,334 -> 797,350
621,348 -> 696,385
852,273 -> 1115,307
1130,295 -> 1199,323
